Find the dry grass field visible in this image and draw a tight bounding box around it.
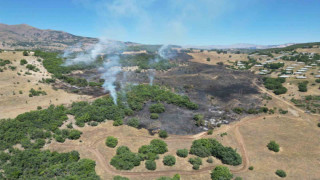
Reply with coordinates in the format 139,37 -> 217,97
45,81 -> 320,180
2,49 -> 320,180
188,51 -> 248,65
0,51 -> 91,119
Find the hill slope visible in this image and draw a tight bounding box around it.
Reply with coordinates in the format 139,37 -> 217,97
0,23 -> 98,51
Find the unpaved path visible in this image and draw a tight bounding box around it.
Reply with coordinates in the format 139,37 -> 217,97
49,114 -> 279,178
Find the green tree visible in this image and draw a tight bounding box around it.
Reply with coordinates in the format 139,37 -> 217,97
127,118 -> 140,128
176,149 -> 188,158
149,103 -> 165,113
150,113 -> 159,119
106,136 -> 118,148
145,160 -> 156,170
267,140 -> 280,152
159,130 -> 168,139
114,176 -> 129,180
20,59 -> 27,65
275,169 -> 287,178
210,165 -> 233,180
163,155 -> 176,166
23,51 -> 29,56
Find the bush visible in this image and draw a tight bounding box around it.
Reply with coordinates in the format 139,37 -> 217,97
68,130 -> 82,140
189,138 -> 242,166
316,79 -> 320,83
267,140 -> 280,152
207,129 -> 213,135
249,166 -> 254,170
113,119 -> 123,126
233,107 -> 244,114
189,157 -> 202,170
176,149 -> 188,158
106,136 -> 118,148
207,157 -> 213,163
211,165 -> 233,180
110,146 -> 142,170
163,155 -> 176,166
145,160 -> 156,170
23,51 -> 29,56
298,81 -> 308,92
235,177 -> 243,180
157,174 -> 180,180
127,118 -> 140,128
275,169 -> 287,178
150,113 -> 159,119
159,130 -> 168,139
29,88 -> 46,97
318,122 -> 320,127
20,59 -> 28,65
263,77 -> 287,95
138,139 -> 168,160
113,176 -> 129,180
149,103 -> 165,113
193,114 -> 205,126
26,64 -> 39,72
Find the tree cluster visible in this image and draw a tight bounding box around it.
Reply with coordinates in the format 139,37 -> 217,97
189,138 -> 242,166
263,77 -> 287,95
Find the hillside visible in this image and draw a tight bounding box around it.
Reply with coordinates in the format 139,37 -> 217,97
0,23 -> 98,51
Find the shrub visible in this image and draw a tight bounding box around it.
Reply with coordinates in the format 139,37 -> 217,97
176,149 -> 188,158
110,146 -> 142,170
23,51 -> 29,56
159,130 -> 168,139
318,122 -> 320,127
207,157 -> 213,163
193,114 -> 205,126
275,169 -> 287,178
106,136 -> 118,148
145,160 -> 156,170
233,107 -> 244,114
150,113 -> 159,119
113,119 -> 123,126
207,57 -> 211,62
249,166 -> 254,170
316,79 -> 320,83
235,177 -> 243,180
163,155 -> 176,166
189,157 -> 202,170
157,174 -> 180,180
20,59 -> 28,65
149,103 -> 165,113
192,164 -> 200,170
55,135 -> 65,143
68,130 -> 82,140
127,118 -> 140,128
298,81 -> 308,92
138,139 -> 168,160
207,129 -> 213,135
189,138 -> 242,166
113,176 -> 129,180
263,77 -> 287,95
26,64 -> 39,72
267,140 -> 280,152
211,165 -> 233,180
29,88 -> 46,97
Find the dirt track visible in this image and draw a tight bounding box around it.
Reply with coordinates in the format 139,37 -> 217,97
48,114 -> 283,178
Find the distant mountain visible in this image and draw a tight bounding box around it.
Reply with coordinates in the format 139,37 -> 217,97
183,43 -> 295,50
0,23 -> 98,51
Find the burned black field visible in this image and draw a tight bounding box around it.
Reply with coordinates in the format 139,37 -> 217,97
53,54 -> 262,135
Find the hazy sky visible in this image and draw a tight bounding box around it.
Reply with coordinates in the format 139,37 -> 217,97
0,0 -> 319,45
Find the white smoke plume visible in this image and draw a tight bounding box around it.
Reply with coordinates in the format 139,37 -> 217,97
63,39 -> 125,66
63,39 -> 126,104
100,56 -> 122,104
